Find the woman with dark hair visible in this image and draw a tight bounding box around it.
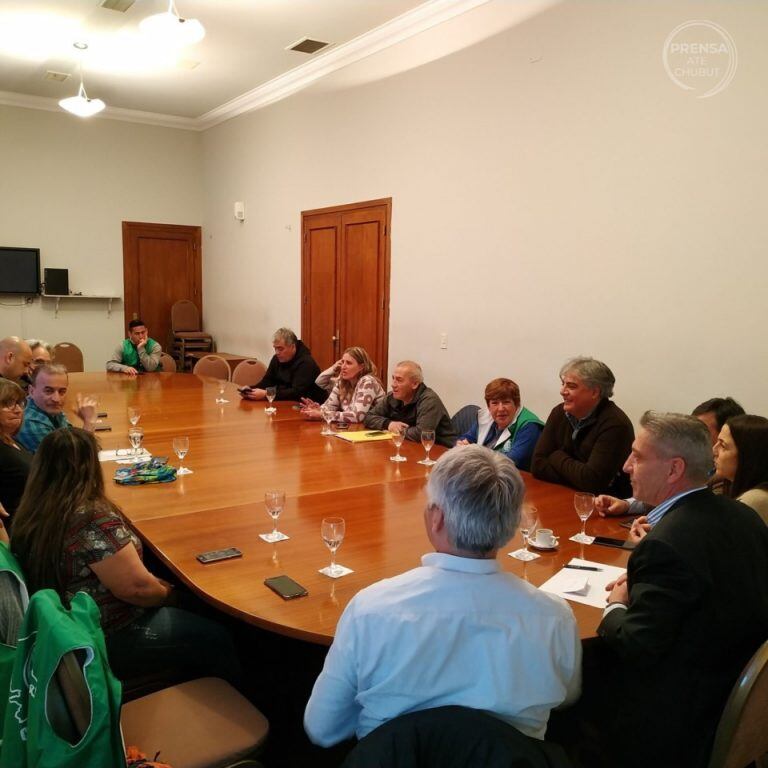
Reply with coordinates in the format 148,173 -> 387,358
714,414 -> 768,524
301,346 -> 385,424
0,379 -> 32,528
455,378 -> 544,471
11,428 -> 240,682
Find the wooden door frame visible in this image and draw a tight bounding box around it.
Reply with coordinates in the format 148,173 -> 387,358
301,198 -> 392,376
122,221 -> 203,332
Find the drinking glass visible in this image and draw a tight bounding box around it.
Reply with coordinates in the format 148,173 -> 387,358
173,435 -> 192,475
263,490 -> 286,543
215,380 -> 229,404
417,429 -> 436,466
390,429 -> 407,462
321,517 -> 345,577
320,405 -> 335,436
127,406 -> 141,427
128,426 -> 144,457
265,387 -> 277,414
573,492 -> 595,543
514,504 -> 539,561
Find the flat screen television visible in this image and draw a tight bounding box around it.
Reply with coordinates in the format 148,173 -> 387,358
0,247 -> 41,295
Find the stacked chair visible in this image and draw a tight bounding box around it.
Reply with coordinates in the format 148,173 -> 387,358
169,300 -> 214,372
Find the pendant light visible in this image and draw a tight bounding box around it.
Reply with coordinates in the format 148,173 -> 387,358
59,43 -> 106,118
140,1 -> 206,47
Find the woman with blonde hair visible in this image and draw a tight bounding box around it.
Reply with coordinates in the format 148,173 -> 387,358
302,346 -> 385,424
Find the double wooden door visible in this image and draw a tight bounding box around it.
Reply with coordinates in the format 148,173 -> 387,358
122,221 -> 202,349
301,199 -> 391,377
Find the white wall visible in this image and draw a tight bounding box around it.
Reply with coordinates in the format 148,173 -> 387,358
0,106 -> 203,369
200,0 -> 768,425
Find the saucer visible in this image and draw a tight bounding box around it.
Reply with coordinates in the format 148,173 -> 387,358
529,541 -> 559,552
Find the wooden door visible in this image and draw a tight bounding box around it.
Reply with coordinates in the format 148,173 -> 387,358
302,199 -> 391,377
122,222 -> 202,350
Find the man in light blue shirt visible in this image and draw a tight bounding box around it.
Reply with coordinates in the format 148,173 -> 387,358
304,445 -> 581,748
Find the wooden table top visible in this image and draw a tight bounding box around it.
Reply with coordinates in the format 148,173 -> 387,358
72,372 -> 631,646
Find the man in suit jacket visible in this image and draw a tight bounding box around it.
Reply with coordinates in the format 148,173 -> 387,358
596,411 -> 768,768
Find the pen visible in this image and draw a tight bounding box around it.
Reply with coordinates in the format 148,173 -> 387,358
564,564 -> 603,572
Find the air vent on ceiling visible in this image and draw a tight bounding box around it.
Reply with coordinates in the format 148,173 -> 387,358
287,37 -> 329,55
45,71 -> 71,83
100,0 -> 135,12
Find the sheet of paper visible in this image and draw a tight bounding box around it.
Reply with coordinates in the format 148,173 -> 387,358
538,558 -> 626,609
333,430 -> 393,443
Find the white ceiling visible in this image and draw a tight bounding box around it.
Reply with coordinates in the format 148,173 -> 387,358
0,0 -> 495,129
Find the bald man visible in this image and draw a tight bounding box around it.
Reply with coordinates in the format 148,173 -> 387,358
364,360 -> 456,447
0,337 -> 33,387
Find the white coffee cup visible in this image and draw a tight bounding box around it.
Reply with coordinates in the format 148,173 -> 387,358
531,528 -> 558,548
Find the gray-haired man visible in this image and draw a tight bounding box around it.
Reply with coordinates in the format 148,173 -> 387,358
532,356 -> 633,495
304,445 -> 580,748
594,412 -> 768,768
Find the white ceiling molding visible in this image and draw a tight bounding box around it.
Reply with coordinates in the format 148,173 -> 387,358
196,0 -> 493,130
0,0 -> 492,132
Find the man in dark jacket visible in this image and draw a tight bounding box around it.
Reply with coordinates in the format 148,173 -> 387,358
242,328 -> 325,402
364,360 -> 456,447
596,411 -> 768,768
531,356 -> 633,495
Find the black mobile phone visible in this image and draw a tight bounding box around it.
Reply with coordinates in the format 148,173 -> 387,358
593,536 -> 635,550
196,547 -> 243,564
264,575 -> 308,600
94,424 -> 112,432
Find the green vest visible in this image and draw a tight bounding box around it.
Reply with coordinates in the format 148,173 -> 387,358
0,590 -> 125,768
121,338 -> 157,371
496,406 -> 544,452
0,543 -> 27,737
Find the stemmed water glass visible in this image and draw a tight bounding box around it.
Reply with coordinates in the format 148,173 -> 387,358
128,426 -> 144,458
173,436 -> 192,475
215,380 -> 229,404
417,429 -> 436,466
262,490 -> 287,543
320,405 -> 335,436
512,504 -> 539,561
573,492 -> 595,543
127,406 -> 141,427
390,429 -> 407,462
320,517 -> 345,577
265,387 -> 277,414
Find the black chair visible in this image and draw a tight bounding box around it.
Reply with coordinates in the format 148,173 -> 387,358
341,706 -> 572,768
451,404 -> 480,436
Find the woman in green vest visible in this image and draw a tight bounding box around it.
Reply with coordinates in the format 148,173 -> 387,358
9,428 -> 241,684
455,378 -> 544,472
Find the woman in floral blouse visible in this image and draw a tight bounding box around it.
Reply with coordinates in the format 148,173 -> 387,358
11,428 -> 239,683
301,346 -> 385,424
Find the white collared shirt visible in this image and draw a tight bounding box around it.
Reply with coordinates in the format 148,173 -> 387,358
304,552 -> 581,747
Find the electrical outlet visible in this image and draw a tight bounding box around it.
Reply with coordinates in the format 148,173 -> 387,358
440,333 -> 447,350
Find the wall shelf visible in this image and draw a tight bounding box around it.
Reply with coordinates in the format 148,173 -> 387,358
42,294 -> 121,319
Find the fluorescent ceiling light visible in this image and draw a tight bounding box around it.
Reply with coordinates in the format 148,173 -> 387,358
140,1 -> 205,47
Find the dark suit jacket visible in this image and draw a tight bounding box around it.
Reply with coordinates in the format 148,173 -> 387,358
531,399 -> 633,496
597,489 -> 768,768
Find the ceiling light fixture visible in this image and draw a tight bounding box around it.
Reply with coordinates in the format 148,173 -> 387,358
59,43 -> 106,118
140,1 -> 205,47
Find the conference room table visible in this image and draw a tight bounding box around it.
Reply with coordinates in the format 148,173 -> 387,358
72,372 -> 632,646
